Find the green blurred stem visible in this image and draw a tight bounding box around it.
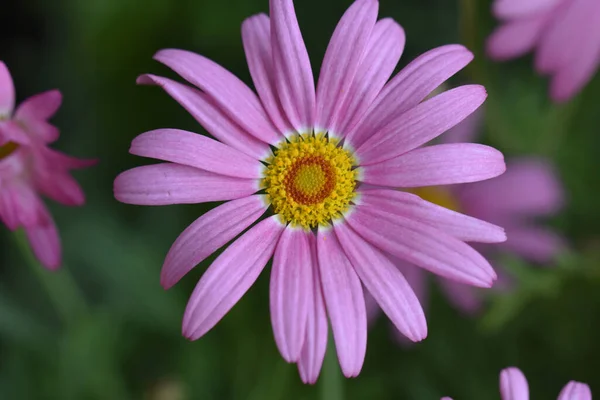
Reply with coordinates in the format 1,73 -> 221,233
321,339 -> 343,400
14,229 -> 88,325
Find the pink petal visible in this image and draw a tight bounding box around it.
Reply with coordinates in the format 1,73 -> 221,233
0,181 -> 45,229
37,172 -> 85,207
242,14 -> 293,134
347,207 -> 497,287
40,147 -> 97,170
271,227 -> 312,362
493,0 -> 562,19
315,0 -> 379,135
359,144 -> 506,188
183,216 -> 284,340
558,381 -> 592,400
358,189 -> 506,243
15,90 -> 62,121
441,397 -> 454,400
336,18 -> 406,136
487,15 -> 549,61
153,49 -> 281,145
161,195 -> 269,289
297,234 -> 328,384
334,222 -> 427,342
0,121 -> 32,146
439,279 -> 482,315
0,61 -> 15,116
458,158 -> 563,220
25,208 -> 62,271
130,129 -> 264,179
270,0 -> 316,134
137,74 -> 269,160
499,367 -> 529,400
502,226 -> 566,263
355,85 -> 488,165
346,45 -> 474,149
534,0 -> 596,75
113,163 -> 259,205
316,226 -> 367,378
392,258 -> 430,310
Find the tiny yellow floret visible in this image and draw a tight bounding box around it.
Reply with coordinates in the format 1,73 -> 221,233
263,134 -> 357,229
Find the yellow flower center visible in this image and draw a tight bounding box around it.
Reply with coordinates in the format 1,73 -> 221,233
0,142 -> 19,160
263,134 -> 357,229
411,186 -> 461,213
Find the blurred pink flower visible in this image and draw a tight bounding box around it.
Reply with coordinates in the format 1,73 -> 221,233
487,0 -> 600,102
443,367 -> 591,400
115,0 -> 507,383
0,61 -> 95,269
366,111 -> 565,334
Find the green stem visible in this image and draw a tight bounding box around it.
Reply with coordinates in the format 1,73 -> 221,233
13,229 -> 88,325
320,339 -> 343,400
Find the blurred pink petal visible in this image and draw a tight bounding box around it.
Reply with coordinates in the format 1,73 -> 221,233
137,74 -> 269,159
130,129 -> 264,179
25,210 -> 61,271
439,279 -> 482,315
161,195 -> 268,289
499,367 -> 530,400
0,61 -> 15,116
355,85 -> 487,164
487,14 -> 549,61
183,216 -> 284,340
334,222 -> 427,342
558,381 -> 592,400
315,0 -> 378,136
317,227 -> 367,378
271,228 -> 312,362
113,163 -> 259,206
359,144 -> 505,188
502,226 -> 567,263
442,108 -> 483,144
270,0 -> 315,134
493,0 -> 561,19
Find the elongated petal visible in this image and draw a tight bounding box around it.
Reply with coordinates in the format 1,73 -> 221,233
242,14 -> 293,134
439,279 -> 482,315
0,181 -> 46,229
271,228 -> 312,362
0,62 -> 14,116
347,207 -> 496,287
137,74 -> 269,159
458,158 -> 563,220
493,0 -> 561,19
15,90 -> 62,121
499,367 -> 529,400
359,144 -> 506,187
487,15 -> 548,61
346,45 -> 473,149
130,129 -> 264,179
114,163 -> 258,205
0,121 -> 31,146
502,226 -> 566,263
37,171 -> 85,206
315,0 -> 378,135
161,195 -> 269,289
558,381 -> 592,400
25,208 -> 61,271
316,227 -> 366,378
356,85 -> 487,165
270,0 -> 316,133
298,234 -> 328,384
336,18 -> 405,136
358,189 -> 506,243
154,49 -> 281,145
334,222 -> 427,341
183,216 -> 284,339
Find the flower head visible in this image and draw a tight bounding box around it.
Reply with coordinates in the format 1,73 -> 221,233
114,0 -> 506,383
443,366 -> 592,400
487,0 -> 600,102
0,61 -> 95,269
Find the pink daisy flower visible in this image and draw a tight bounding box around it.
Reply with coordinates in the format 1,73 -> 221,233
366,111 -> 564,326
487,0 -> 600,102
0,61 -> 95,269
443,367 -> 592,400
114,0 -> 507,383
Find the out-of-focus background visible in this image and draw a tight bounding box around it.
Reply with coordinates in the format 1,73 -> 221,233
1,0 -> 599,398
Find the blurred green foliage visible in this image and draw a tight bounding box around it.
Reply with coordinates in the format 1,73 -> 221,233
1,0 -> 599,398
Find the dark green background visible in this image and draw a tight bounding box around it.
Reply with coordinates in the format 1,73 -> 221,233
1,0 -> 599,398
